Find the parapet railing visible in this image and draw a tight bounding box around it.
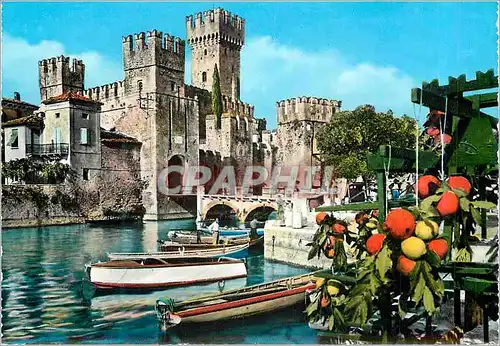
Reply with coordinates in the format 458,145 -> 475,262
26,143 -> 69,156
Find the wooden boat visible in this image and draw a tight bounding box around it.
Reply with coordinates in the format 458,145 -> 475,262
159,236 -> 264,250
197,227 -> 265,237
108,242 -> 249,261
154,271 -> 319,330
167,230 -> 249,245
86,257 -> 247,290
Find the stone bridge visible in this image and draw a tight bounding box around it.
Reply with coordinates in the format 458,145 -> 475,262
199,194 -> 292,222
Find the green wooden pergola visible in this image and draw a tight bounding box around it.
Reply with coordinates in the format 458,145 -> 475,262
315,69 -> 499,342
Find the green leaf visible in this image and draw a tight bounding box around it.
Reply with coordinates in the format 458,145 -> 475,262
409,260 -> 422,281
375,245 -> 392,283
459,197 -> 470,212
422,262 -> 444,297
305,301 -> 318,316
420,194 -> 441,212
333,307 -> 345,327
328,315 -> 334,330
412,274 -> 426,305
452,189 -> 469,198
470,201 -> 497,210
308,245 -> 319,260
425,249 -> 442,267
398,301 -> 407,319
369,273 -> 379,295
423,286 -> 436,315
470,207 -> 482,225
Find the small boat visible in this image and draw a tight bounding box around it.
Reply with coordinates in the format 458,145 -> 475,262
155,271 -> 318,330
86,257 -> 247,290
198,227 -> 265,237
108,242 -> 250,261
160,235 -> 264,250
167,231 -> 249,245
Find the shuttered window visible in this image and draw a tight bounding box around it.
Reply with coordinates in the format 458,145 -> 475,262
7,129 -> 19,148
80,128 -> 89,145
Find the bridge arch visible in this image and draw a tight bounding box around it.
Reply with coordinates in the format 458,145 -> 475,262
244,204 -> 277,222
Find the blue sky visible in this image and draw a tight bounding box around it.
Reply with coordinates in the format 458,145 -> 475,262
2,2 -> 498,129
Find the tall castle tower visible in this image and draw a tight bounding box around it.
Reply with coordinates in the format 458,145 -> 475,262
38,56 -> 85,101
186,8 -> 244,98
122,30 -> 185,96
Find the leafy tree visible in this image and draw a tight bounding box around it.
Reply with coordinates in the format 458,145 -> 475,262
212,64 -> 223,129
317,105 -> 417,180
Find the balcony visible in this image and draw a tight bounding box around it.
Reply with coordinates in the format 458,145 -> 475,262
26,143 -> 69,156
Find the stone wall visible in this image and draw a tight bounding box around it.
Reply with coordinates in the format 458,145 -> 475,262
2,184 -> 85,228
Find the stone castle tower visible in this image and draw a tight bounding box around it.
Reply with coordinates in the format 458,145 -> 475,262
276,97 -> 341,167
39,56 -> 85,101
186,8 -> 244,98
122,30 -> 185,97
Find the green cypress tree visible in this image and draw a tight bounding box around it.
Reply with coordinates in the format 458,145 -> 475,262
212,64 -> 223,129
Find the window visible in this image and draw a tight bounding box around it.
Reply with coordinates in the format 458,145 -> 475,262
202,72 -> 207,82
137,81 -> 143,93
7,129 -> 19,148
204,49 -> 207,56
52,128 -> 61,145
80,128 -> 89,145
55,113 -> 60,118
225,48 -> 227,55
170,81 -> 175,91
83,168 -> 89,181
231,65 -> 234,73
82,113 -> 89,120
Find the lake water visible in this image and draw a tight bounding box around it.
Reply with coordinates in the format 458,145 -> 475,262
1,221 -> 321,344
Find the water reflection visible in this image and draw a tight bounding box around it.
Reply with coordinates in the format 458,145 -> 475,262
2,221 -> 314,344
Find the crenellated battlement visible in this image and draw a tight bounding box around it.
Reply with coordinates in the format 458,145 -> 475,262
122,30 -> 185,56
38,55 -> 85,101
83,81 -> 125,101
221,95 -> 254,118
186,8 -> 244,47
276,96 -> 342,124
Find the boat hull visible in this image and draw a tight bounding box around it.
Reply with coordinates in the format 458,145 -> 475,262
178,285 -> 312,324
90,261 -> 247,290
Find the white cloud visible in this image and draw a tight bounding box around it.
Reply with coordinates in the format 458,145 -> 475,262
1,34 -> 123,105
241,36 -> 418,127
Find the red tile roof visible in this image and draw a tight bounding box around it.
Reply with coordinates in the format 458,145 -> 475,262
2,97 -> 39,110
2,114 -> 44,128
101,128 -> 141,145
42,91 -> 103,105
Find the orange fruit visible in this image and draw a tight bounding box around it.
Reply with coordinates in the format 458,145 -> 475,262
325,248 -> 335,259
397,255 -> 416,276
320,295 -> 330,307
366,234 -> 386,255
316,212 -> 328,225
426,127 -> 440,137
436,191 -> 459,216
428,238 -> 448,260
448,176 -> 471,195
416,175 -> 441,198
332,223 -> 346,234
384,209 -> 415,240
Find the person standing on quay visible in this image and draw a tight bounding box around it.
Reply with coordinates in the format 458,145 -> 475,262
250,218 -> 258,239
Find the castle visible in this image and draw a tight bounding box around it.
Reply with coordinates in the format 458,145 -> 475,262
2,7 -> 341,221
